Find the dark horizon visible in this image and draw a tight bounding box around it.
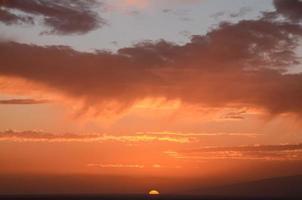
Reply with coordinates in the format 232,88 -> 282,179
1,173 -> 302,196
1,174 -> 302,200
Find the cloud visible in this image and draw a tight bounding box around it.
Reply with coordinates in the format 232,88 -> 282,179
136,131 -> 261,138
87,163 -> 145,168
188,144 -> 302,153
0,0 -> 104,35
0,98 -> 49,105
87,163 -> 182,169
0,8 -> 34,25
222,110 -> 247,120
0,130 -> 191,143
168,143 -> 302,161
273,0 -> 302,22
0,9 -> 302,116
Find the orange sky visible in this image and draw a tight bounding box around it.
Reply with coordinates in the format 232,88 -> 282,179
0,0 -> 302,193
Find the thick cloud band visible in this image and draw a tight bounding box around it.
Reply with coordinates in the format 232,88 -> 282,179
1,16 -> 302,116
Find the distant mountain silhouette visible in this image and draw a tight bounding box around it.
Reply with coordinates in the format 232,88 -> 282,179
197,174 -> 302,198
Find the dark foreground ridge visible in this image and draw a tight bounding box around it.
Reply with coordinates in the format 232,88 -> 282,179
1,175 -> 302,200
197,174 -> 302,198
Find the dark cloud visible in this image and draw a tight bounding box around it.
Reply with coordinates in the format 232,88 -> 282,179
222,110 -> 246,120
274,0 -> 302,22
0,8 -> 34,25
0,98 -> 49,105
0,129 -> 99,141
0,11 -> 301,115
0,0 -> 104,35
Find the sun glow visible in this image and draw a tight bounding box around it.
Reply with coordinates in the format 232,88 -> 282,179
148,189 -> 160,195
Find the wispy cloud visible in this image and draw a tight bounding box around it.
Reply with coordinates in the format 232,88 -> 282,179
0,98 -> 49,105
87,163 -> 182,169
166,143 -> 302,161
0,130 -> 191,143
87,163 -> 144,169
136,131 -> 261,138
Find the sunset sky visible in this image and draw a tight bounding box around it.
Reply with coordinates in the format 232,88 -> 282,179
0,0 -> 302,193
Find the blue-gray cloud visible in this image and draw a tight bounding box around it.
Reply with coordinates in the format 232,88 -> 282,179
0,0 -> 104,35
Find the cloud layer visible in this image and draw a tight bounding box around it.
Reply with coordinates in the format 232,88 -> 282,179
0,0 -> 104,34
0,1 -> 301,117
168,143 -> 302,161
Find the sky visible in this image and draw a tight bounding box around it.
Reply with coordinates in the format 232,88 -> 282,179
0,0 -> 302,194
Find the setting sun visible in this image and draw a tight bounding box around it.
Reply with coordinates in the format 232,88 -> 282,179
148,190 -> 160,195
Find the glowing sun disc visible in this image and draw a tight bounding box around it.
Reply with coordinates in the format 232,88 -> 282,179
148,189 -> 160,195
